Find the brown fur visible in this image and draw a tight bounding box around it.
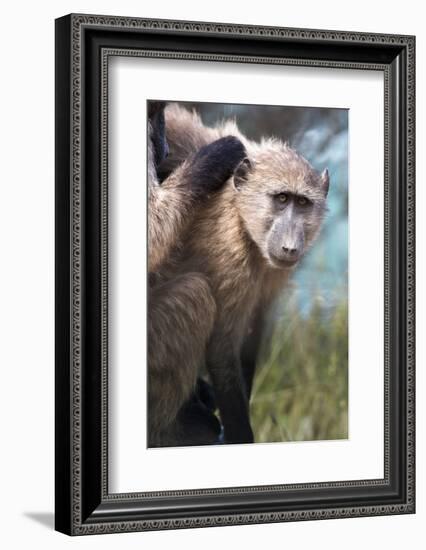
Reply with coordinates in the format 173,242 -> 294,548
148,121 -> 197,272
160,104 -> 330,443
148,273 -> 216,445
147,116 -> 246,446
147,120 -> 216,446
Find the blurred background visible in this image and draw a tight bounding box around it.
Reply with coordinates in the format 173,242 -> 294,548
178,101 -> 349,444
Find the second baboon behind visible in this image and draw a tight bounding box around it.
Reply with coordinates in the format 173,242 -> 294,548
157,104 -> 330,444
147,101 -> 246,447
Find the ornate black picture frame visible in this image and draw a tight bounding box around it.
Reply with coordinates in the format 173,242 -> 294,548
55,13 -> 415,535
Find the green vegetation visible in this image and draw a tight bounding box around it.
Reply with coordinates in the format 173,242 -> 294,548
251,294 -> 348,444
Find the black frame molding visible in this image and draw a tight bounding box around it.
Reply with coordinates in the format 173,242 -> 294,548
55,13 -> 415,535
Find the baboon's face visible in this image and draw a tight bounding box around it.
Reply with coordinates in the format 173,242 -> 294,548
234,144 -> 329,270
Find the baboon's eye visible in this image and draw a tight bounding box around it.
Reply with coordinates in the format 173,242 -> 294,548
297,197 -> 312,206
276,193 -> 288,204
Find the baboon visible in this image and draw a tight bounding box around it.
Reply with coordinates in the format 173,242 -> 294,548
158,104 -> 330,444
147,101 -> 246,446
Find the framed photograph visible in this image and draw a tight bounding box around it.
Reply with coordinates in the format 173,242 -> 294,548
55,14 -> 415,535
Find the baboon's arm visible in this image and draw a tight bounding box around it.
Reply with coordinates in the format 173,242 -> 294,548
240,307 -> 265,400
148,136 -> 246,272
206,332 -> 254,444
148,272 -> 217,447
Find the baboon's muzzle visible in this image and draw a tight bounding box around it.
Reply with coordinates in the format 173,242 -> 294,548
267,211 -> 304,267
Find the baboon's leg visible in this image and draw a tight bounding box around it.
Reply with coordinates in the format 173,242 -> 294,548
240,308 -> 265,400
174,390 -> 222,447
206,333 -> 254,444
194,377 -> 217,412
148,273 -> 216,447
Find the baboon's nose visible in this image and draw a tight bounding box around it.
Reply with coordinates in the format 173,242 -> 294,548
282,246 -> 298,255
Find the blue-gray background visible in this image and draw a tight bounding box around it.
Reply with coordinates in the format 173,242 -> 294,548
178,102 -> 349,443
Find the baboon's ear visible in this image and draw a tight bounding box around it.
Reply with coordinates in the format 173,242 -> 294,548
233,158 -> 252,191
320,168 -> 330,197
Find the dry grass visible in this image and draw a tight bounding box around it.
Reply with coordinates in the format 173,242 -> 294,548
251,295 -> 348,443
